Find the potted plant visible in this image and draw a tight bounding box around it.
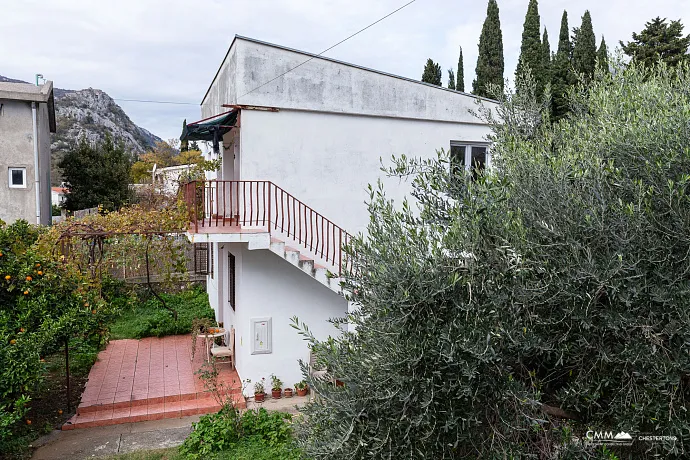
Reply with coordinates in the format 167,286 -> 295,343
253,378 -> 266,402
284,387 -> 293,398
295,380 -> 308,397
270,374 -> 283,399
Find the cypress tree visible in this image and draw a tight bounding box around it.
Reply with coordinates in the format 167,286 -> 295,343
572,10 -> 597,83
457,47 -> 465,92
516,0 -> 543,95
597,36 -> 609,74
421,59 -> 442,86
551,10 -> 574,122
621,17 -> 690,68
473,0 -> 504,97
542,29 -> 552,89
181,119 -> 189,152
447,69 -> 456,90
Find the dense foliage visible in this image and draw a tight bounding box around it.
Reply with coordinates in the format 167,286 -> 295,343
294,62 -> 690,458
109,286 -> 214,340
59,135 -> 133,212
180,407 -> 299,459
472,0 -> 504,98
0,221 -> 114,444
421,59 -> 442,86
621,17 -> 690,69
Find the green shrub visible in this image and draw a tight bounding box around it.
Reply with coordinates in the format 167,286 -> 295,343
294,62 -> 690,458
109,285 -> 214,339
180,407 -> 296,459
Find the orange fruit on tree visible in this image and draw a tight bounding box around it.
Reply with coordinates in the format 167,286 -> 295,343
23,291 -> 29,295
4,275 -> 10,280
91,310 -> 97,314
26,276 -> 32,281
58,410 -> 63,415
35,263 -> 40,267
20,328 -> 25,332
37,271 -> 43,276
26,420 -> 31,425
10,340 -> 16,345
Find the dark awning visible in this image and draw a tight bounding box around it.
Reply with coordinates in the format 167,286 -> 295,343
180,109 -> 239,142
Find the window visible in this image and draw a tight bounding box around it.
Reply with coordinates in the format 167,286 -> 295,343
193,243 -> 209,275
8,167 -> 27,188
228,252 -> 236,310
450,142 -> 490,180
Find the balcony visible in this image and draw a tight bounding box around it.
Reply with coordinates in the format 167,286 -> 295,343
182,180 -> 352,275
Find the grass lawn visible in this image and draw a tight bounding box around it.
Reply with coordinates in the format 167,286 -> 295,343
109,285 -> 214,340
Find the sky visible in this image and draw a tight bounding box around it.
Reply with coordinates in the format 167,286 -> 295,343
2,0 -> 689,142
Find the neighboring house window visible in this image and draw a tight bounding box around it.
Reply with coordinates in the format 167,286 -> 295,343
8,167 -> 27,188
228,252 -> 236,311
450,142 -> 490,180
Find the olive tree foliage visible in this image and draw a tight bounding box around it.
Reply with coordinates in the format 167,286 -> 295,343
292,62 -> 690,459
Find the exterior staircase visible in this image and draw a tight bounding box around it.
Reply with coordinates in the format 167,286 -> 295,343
268,236 -> 343,294
184,180 -> 352,295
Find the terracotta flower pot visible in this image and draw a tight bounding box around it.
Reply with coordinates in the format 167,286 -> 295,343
254,392 -> 265,402
296,388 -> 308,397
284,388 -> 293,398
271,389 -> 282,399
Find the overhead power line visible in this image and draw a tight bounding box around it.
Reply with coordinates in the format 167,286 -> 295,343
112,98 -> 197,105
237,0 -> 417,100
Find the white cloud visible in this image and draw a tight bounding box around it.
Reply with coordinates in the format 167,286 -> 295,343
1,0 -> 688,141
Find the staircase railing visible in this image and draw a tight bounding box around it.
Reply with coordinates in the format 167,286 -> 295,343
183,180 -> 353,276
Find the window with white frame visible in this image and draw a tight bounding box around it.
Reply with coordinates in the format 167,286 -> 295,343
450,142 -> 490,180
8,167 -> 27,188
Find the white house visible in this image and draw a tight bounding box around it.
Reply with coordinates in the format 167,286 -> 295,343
182,36 -> 496,395
51,186 -> 67,207
152,163 -> 194,196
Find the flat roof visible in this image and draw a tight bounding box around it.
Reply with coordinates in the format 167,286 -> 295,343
0,81 -> 54,103
202,35 -> 498,106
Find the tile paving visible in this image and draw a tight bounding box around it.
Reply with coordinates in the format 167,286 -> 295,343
63,335 -> 244,430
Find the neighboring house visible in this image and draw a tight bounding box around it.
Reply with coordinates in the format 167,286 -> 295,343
0,81 -> 56,226
152,163 -> 194,195
51,186 -> 67,207
182,36 -> 497,395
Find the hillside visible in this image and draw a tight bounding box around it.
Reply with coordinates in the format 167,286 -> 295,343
0,75 -> 162,185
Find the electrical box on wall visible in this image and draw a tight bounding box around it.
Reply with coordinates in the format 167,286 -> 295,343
250,317 -> 272,355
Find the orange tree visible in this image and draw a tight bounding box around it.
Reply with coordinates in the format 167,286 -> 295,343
0,220 -> 114,442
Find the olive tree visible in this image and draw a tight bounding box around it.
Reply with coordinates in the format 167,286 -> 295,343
293,62 -> 690,459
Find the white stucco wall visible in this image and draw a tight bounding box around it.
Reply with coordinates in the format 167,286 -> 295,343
239,108 -> 490,235
228,244 -> 347,396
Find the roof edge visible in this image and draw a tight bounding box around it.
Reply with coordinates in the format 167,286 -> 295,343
201,35 -> 500,106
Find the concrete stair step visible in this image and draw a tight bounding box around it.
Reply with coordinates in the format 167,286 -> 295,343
63,394 -> 245,430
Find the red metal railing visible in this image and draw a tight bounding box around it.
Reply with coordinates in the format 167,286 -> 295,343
183,180 -> 352,276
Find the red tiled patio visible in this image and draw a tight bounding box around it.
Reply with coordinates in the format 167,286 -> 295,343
63,335 -> 244,430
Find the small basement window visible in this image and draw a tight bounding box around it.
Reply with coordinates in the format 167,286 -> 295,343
8,167 -> 27,188
450,142 -> 490,180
